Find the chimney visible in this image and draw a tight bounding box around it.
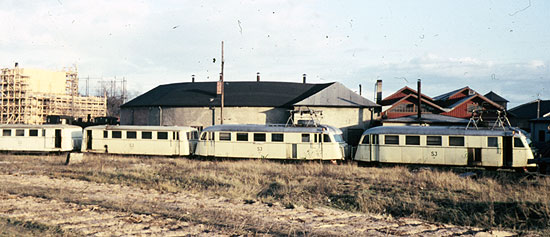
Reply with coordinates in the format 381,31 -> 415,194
257,72 -> 260,82
14,62 -> 18,68
375,80 -> 382,104
191,74 -> 195,83
303,74 -> 307,83
417,79 -> 422,120
359,84 -> 362,96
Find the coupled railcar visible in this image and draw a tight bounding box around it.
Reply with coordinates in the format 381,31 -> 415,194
195,124 -> 348,160
82,125 -> 199,156
354,126 -> 535,169
0,124 -> 82,152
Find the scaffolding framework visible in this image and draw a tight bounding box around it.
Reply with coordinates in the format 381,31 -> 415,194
1,65 -> 107,124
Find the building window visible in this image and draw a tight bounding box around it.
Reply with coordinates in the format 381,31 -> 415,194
405,135 -> 420,145
103,131 -> 109,138
361,135 -> 369,144
112,131 -> 122,138
219,132 -> 231,141
384,135 -> 399,145
514,137 -> 524,148
16,129 -> 24,136
272,133 -> 284,142
237,133 -> 248,141
142,131 -> 152,139
29,129 -> 39,137
127,131 -> 137,139
158,132 -> 168,140
427,136 -> 442,146
301,134 -> 310,142
2,129 -> 11,136
449,136 -> 464,146
487,137 -> 498,147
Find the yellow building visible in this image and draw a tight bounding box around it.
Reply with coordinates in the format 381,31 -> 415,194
0,63 -> 106,124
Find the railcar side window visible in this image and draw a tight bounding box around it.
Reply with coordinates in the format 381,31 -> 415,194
514,137 -> 524,147
487,137 -> 498,147
449,136 -> 464,146
112,131 -> 122,138
323,134 -> 332,143
16,129 -> 24,136
142,131 -> 152,139
302,134 -> 310,142
219,132 -> 231,141
158,132 -> 168,140
272,133 -> 284,142
384,135 -> 399,145
237,133 -> 248,141
405,135 -> 420,145
361,135 -> 369,144
427,136 -> 442,146
372,135 -> 379,144
29,129 -> 38,137
3,129 -> 11,136
127,131 -> 137,139
103,131 -> 109,138
254,133 -> 266,142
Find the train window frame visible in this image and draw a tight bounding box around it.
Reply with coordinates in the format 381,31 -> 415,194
200,132 -> 207,140
29,129 -> 39,137
372,134 -> 379,144
487,137 -> 498,147
384,135 -> 399,145
449,136 -> 464,146
405,135 -> 420,145
127,131 -> 137,139
2,129 -> 11,136
219,132 -> 231,141
361,135 -> 369,144
103,131 -> 109,138
271,133 -> 284,142
112,131 -> 122,139
323,134 -> 332,143
302,134 -> 310,143
254,133 -> 266,142
158,132 -> 168,140
236,133 -> 248,141
514,137 -> 524,148
15,129 -> 24,137
142,131 -> 152,139
427,136 -> 442,146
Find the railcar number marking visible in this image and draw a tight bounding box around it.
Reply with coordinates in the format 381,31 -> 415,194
431,151 -> 438,157
257,147 -> 262,151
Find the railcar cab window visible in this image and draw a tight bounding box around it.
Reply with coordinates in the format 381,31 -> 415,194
254,133 -> 266,142
112,131 -> 122,138
384,135 -> 399,145
3,129 -> 11,136
427,136 -> 442,146
333,134 -> 344,143
302,134 -> 310,142
487,137 -> 498,147
449,136 -> 464,146
127,131 -> 137,139
361,135 -> 369,144
405,135 -> 420,145
236,133 -> 248,141
514,137 -> 524,147
142,131 -> 152,139
323,134 -> 331,143
271,133 -> 284,142
219,132 -> 231,141
29,129 -> 38,137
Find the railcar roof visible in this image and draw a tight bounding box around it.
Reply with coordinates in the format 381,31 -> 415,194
85,125 -> 197,132
362,126 -> 522,136
0,124 -> 82,129
203,124 -> 343,134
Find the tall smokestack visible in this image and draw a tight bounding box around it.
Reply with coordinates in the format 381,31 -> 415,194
191,74 -> 195,83
14,62 -> 18,68
257,72 -> 260,82
417,79 -> 422,120
375,80 -> 382,104
359,84 -> 362,96
303,74 -> 307,84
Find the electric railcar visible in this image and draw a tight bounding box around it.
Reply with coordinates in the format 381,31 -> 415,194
354,126 -> 535,169
194,124 -> 348,160
81,125 -> 199,156
0,124 -> 83,152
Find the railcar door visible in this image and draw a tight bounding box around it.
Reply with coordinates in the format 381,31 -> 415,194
370,134 -> 379,162
54,129 -> 62,148
503,136 -> 513,167
86,130 -> 92,150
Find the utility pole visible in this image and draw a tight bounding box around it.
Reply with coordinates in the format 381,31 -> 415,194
220,41 -> 225,125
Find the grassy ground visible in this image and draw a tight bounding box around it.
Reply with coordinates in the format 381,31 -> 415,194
1,154 -> 549,235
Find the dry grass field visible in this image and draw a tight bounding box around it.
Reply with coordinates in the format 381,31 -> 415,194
0,153 -> 548,236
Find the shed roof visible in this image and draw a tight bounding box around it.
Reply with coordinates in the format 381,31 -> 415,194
382,114 -> 469,124
121,81 -> 378,108
484,91 -> 509,103
509,100 -> 550,119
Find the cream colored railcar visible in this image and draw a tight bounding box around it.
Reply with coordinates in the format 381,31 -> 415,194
195,124 -> 348,160
82,125 -> 199,156
354,126 -> 535,169
0,124 -> 82,152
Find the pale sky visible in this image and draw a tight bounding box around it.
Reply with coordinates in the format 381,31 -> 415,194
1,0 -> 549,108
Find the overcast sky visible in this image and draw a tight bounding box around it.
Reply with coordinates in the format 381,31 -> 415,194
1,0 -> 549,108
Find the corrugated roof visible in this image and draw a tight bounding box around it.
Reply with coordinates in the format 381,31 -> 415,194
484,91 -> 509,103
433,87 -> 469,101
122,81 -> 378,108
509,100 -> 550,119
